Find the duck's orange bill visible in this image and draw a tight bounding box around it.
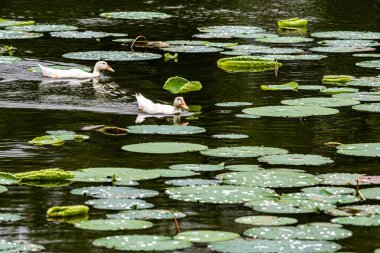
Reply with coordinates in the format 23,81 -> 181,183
106,65 -> 115,72
181,101 -> 189,110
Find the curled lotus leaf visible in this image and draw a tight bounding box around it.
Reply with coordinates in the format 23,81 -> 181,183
0,30 -> 43,39
353,103 -> 380,113
28,136 -> 65,146
0,56 -> 21,64
169,163 -> 224,172
361,187 -> 380,200
0,172 -> 21,185
29,65 -> 91,73
93,235 -> 192,251
63,51 -> 162,61
234,215 -> 297,226
122,142 -> 208,154
258,154 -> 334,166
100,11 -> 171,20
242,105 -> 339,118
163,76 -> 202,94
319,39 -> 380,47
174,230 -> 240,243
278,18 -> 308,28
165,178 -> 221,186
15,168 -> 74,181
331,215 -> 380,226
318,173 -> 366,186
150,169 -> 199,178
325,205 -> 380,217
256,36 -> 313,43
85,198 -> 153,210
0,19 -> 35,27
106,209 -> 186,220
298,85 -> 326,90
47,205 -> 89,217
281,97 -> 360,105
216,102 -> 253,107
0,213 -> 23,222
347,77 -> 380,87
0,240 -> 45,252
50,31 -> 126,39
208,238 -> 342,253
310,46 -> 376,53
212,134 -> 249,139
261,82 -> 298,91
74,219 -> 153,231
226,164 -> 263,172
302,186 -> 355,195
126,125 -> 205,135
333,92 -> 380,102
6,24 -> 78,32
337,143 -> 380,157
256,54 -> 327,61
201,146 -> 288,158
320,87 -> 359,94
356,60 -> 380,69
71,186 -> 159,199
162,45 -> 223,53
217,56 -> 281,73
311,31 -> 380,40
0,185 -> 7,193
322,75 -> 353,84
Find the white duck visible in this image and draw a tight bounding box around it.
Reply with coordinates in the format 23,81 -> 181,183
38,61 -> 114,79
135,93 -> 189,115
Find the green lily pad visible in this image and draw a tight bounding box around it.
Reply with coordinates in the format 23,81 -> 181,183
278,18 -> 308,28
256,36 -> 313,43
280,192 -> 359,205
198,25 -> 265,34
212,134 -> 249,139
361,187 -> 380,200
302,186 -> 355,195
353,103 -> 380,113
0,19 -> 35,27
235,215 -> 297,226
100,11 -> 171,20
169,163 -> 224,172
71,167 -> 159,182
356,60 -> 380,69
21,180 -> 73,188
45,130 -> 89,141
50,31 -> 126,39
47,205 -> 89,217
74,219 -> 153,231
166,40 -> 208,46
242,105 -> 339,118
331,215 -> 380,226
201,146 -> 288,158
0,30 -> 43,39
0,185 -> 7,193
0,56 -> 21,64
7,24 -> 78,32
150,169 -> 199,178
216,169 -> 321,188
319,39 -> 380,47
93,235 -> 192,251
216,102 -> 253,107
163,76 -> 202,94
166,185 -> 277,204
281,97 -> 359,107
217,56 -> 281,73
298,85 -> 326,90
205,42 -> 238,48
320,87 -> 359,94
333,92 -> 380,102
112,38 -> 134,43
0,240 -> 45,252
15,168 -> 74,181
28,136 -> 65,146
71,186 -> 158,199
261,82 -> 298,91
220,51 -> 252,56
311,31 -> 380,40
85,198 -> 153,210
174,230 -> 240,243
310,46 -> 375,53
106,209 -> 186,220
209,238 -> 342,253
0,172 -> 21,185
322,75 -> 353,84
0,213 -> 23,222
244,223 -> 352,240
165,178 -> 221,186
126,125 -> 205,135
337,143 -> 380,157
29,65 -> 92,73
318,173 -> 366,186
353,53 -> 380,57
122,142 -> 208,154
162,45 -> 222,53
235,114 -> 262,119
347,77 -> 380,87
258,154 -> 334,166
225,164 -> 263,172
231,46 -> 304,54
63,51 -> 162,61
325,205 -> 380,217
257,54 -> 327,61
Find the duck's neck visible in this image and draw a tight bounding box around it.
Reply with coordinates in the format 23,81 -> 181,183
173,106 -> 181,114
92,67 -> 101,77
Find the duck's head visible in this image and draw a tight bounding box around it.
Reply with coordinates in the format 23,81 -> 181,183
95,61 -> 115,72
173,97 -> 189,113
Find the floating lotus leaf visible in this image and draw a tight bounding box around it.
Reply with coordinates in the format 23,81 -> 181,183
235,215 -> 297,226
337,143 -> 380,157
209,238 -> 342,253
50,31 -> 126,39
15,168 -> 74,181
331,215 -> 380,226
74,219 -> 153,231
318,173 -> 366,186
21,180 -> 73,188
256,54 -> 327,61
45,130 -> 89,141
243,105 -> 339,118
235,114 -> 261,119
232,47 -> 304,54
0,213 -> 22,222
217,56 -> 281,73
165,178 -> 221,186
201,146 -> 288,158
261,82 -> 298,91
226,164 -> 263,172
0,185 -> 7,193
322,75 -> 353,84
0,30 -> 43,39
169,163 -> 224,172
259,154 -> 333,166
71,186 -> 159,199
100,11 -> 171,20
193,33 -> 235,39
205,42 -> 238,48
107,209 -> 186,220
112,38 -> 134,43
220,51 -> 251,56
281,97 -> 359,107
302,186 -> 355,195
47,205 -> 89,217
361,187 -> 380,200
278,18 -> 308,28
63,51 -> 162,61
353,103 -> 380,113
216,169 -> 321,188
122,142 -> 208,154
85,198 -> 153,210
166,185 -> 277,204
0,172 -> 21,185
0,240 -> 45,252
256,36 -> 313,43
212,134 -> 249,139
319,39 -> 380,47
163,76 -> 202,94
244,223 -> 352,240
356,60 -> 380,69
162,45 -> 222,53
215,102 -> 253,107
166,40 -> 208,46
174,230 -> 240,243
198,25 -> 265,34
280,192 -> 359,205
0,56 -> 21,64
150,169 -> 199,178
93,235 -> 192,251
234,33 -> 279,39
347,77 -> 380,87
320,87 -> 359,94
298,85 -> 326,90
311,31 -> 380,40
0,19 -> 35,27
333,92 -> 380,102
310,46 -> 375,53
70,167 -> 160,182
7,24 -> 78,32
29,65 -> 91,73
325,205 -> 380,217
28,136 -> 65,146
353,53 -> 380,57
127,125 -> 205,135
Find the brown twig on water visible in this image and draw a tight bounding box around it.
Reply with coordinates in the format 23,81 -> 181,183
356,178 -> 366,201
173,216 -> 180,234
274,58 -> 279,78
130,35 -> 149,50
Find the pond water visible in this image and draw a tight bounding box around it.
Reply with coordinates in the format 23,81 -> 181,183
1,0 -> 380,252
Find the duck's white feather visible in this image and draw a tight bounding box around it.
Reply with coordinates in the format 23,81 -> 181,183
135,93 -> 175,114
38,64 -> 98,79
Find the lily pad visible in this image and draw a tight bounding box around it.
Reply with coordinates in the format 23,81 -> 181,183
256,36 -> 313,43
235,215 -> 297,226
85,198 -> 153,210
166,40 -> 208,46
0,240 -> 45,252
74,219 -> 153,231
107,209 -> 186,220
0,172 -> 21,185
302,186 -> 355,195
331,215 -> 380,226
47,205 -> 89,217
310,46 -> 376,53
257,54 -> 327,61
7,24 -> 78,32
231,46 -> 304,54
319,173 -> 367,186
15,168 -> 74,181
217,56 -> 281,73
242,105 -> 339,118
356,60 -> 380,69
163,76 -> 202,94
165,178 -> 221,186
216,102 -> 253,107
71,186 -> 159,199
333,92 -> 380,102
0,56 -> 21,64
166,185 -> 277,204
93,235 -> 192,251
100,11 -> 171,20
244,223 -> 352,240
261,82 -> 298,91
361,187 -> 380,200
0,213 -> 23,222
337,143 -> 380,157
209,238 -> 342,253
319,39 -> 380,47
278,18 -> 308,28
212,134 -> 249,139
174,230 -> 240,243
150,169 -> 199,178
201,146 -> 288,158
298,85 -> 326,90
353,53 -> 380,57
258,154 -> 334,166
0,30 -> 43,39
28,136 -> 65,146
281,97 -> 359,107
112,38 -> 134,43
311,31 -> 380,40
0,185 -> 7,193
50,31 -> 126,39
122,142 -> 208,154
280,192 -> 359,205
29,65 -> 92,73
169,163 -> 224,172
63,51 -> 162,61
45,130 -> 89,141
320,87 -> 359,94
353,103 -> 380,113
235,114 -> 261,119
0,19 -> 35,27
325,205 -> 380,217
220,51 -> 252,56
322,75 -> 353,84
127,125 -> 205,135
162,45 -> 222,53
347,77 -> 380,87
198,25 -> 265,34
225,164 -> 263,172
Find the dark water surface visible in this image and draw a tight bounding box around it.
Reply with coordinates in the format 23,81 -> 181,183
1,0 -> 380,252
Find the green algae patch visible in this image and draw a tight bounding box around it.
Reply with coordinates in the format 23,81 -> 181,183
261,82 -> 298,91
47,205 -> 89,217
278,18 -> 308,28
163,76 -> 202,94
15,168 -> 74,181
217,56 -> 281,73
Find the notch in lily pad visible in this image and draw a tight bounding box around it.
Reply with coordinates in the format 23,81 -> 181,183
163,76 -> 202,94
